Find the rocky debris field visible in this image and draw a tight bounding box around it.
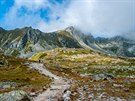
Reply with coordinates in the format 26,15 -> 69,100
70,76 -> 135,101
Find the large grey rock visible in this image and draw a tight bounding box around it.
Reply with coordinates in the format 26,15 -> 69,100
2,85 -> 11,89
0,81 -> 18,90
0,90 -> 31,101
92,72 -> 114,81
63,90 -> 71,101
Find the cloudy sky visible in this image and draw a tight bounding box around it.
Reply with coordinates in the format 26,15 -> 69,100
0,0 -> 134,38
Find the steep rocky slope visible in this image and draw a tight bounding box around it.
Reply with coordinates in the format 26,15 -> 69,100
0,27 -> 81,58
63,26 -> 135,57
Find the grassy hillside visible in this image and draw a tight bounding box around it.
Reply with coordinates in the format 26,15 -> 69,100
0,53 -> 51,94
31,48 -> 135,76
31,48 -> 135,100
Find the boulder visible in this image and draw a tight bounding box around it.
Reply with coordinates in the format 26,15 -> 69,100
92,72 -> 114,81
2,85 -> 11,89
63,90 -> 71,101
0,81 -> 18,90
0,90 -> 31,101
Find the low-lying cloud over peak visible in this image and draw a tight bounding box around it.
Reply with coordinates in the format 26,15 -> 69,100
0,0 -> 135,38
61,0 -> 135,37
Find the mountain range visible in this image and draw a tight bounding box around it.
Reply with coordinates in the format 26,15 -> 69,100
0,26 -> 135,58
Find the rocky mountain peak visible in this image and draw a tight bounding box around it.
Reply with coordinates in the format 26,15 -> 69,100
23,26 -> 33,30
65,26 -> 85,37
65,26 -> 74,32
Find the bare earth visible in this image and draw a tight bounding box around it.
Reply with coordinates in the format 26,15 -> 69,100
29,63 -> 71,101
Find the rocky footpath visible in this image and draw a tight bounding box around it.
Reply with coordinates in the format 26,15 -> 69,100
34,79 -> 71,101
0,62 -> 72,101
29,62 -> 71,101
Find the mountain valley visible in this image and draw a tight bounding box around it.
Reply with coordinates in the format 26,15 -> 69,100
0,27 -> 135,101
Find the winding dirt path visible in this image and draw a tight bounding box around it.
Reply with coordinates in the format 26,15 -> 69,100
29,63 -> 71,101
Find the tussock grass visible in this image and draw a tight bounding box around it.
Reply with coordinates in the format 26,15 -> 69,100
0,54 -> 51,93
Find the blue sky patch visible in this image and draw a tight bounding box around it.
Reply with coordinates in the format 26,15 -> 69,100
0,0 -> 14,19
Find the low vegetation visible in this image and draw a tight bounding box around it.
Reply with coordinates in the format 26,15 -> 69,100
31,48 -> 135,100
0,53 -> 51,94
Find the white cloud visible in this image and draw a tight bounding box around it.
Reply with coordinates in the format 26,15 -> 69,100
2,0 -> 135,38
2,0 -> 68,31
61,0 -> 135,37
38,0 -> 135,38
2,0 -> 50,29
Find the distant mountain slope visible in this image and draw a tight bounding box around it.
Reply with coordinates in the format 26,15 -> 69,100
61,26 -> 135,57
0,26 -> 135,57
95,36 -> 135,57
0,27 -> 81,58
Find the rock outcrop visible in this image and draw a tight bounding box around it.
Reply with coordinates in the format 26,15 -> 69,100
0,90 -> 31,101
